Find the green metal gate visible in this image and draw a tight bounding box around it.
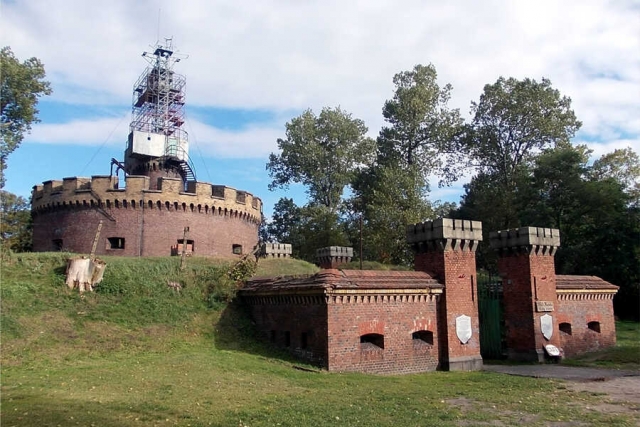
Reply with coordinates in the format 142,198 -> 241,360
477,273 -> 504,359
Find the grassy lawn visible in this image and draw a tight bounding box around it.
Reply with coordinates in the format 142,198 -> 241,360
1,253 -> 638,426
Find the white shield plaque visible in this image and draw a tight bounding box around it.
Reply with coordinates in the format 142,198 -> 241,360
545,344 -> 560,356
456,314 -> 472,344
540,314 -> 553,340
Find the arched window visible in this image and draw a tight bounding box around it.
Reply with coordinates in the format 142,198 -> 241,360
559,323 -> 572,335
360,333 -> 384,350
588,321 -> 601,333
412,330 -> 434,345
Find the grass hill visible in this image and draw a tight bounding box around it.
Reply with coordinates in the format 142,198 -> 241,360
1,252 -> 638,426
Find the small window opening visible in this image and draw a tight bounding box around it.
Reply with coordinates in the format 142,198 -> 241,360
107,237 -> 125,250
559,323 -> 572,335
360,333 -> 384,350
177,239 -> 194,254
412,330 -> 434,345
588,321 -> 601,333
284,331 -> 291,347
232,244 -> 243,255
301,332 -> 308,349
52,239 -> 63,251
270,330 -> 276,343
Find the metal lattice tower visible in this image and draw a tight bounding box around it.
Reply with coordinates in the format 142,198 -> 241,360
125,38 -> 195,183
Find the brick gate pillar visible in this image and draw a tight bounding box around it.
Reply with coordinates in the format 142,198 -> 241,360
407,218 -> 483,371
490,227 -> 561,362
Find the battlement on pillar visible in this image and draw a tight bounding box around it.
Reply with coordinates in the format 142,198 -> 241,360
260,242 -> 293,258
489,227 -> 560,256
316,246 -> 353,269
407,218 -> 482,252
31,175 -> 263,223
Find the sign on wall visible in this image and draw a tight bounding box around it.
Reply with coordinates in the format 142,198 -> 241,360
456,314 -> 472,344
540,314 -> 553,340
536,301 -> 554,312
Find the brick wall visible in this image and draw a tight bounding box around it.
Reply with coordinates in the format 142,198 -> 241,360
497,253 -> 561,360
326,294 -> 440,374
415,250 -> 482,370
32,202 -> 259,257
243,295 -> 329,366
556,295 -> 616,356
31,175 -> 261,257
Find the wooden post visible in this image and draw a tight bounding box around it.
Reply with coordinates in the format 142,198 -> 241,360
90,220 -> 103,260
180,226 -> 189,271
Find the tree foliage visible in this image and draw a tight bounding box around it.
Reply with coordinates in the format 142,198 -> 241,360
1,46 -> 52,188
591,147 -> 640,206
267,107 -> 374,212
378,64 -> 463,184
0,190 -> 32,252
459,77 -> 581,227
264,197 -> 348,262
265,198 -> 302,245
466,77 -> 581,187
343,64 -> 463,265
456,143 -> 640,319
351,164 -> 433,265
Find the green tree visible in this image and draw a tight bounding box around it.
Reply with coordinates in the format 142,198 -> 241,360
463,77 -> 581,227
1,47 -> 52,188
265,197 -> 302,244
378,64 -> 464,183
266,198 -> 349,262
0,190 -> 32,252
348,64 -> 462,265
591,147 -> 640,206
267,107 -> 374,212
522,144 -> 639,319
294,205 -> 350,262
351,164 -> 433,265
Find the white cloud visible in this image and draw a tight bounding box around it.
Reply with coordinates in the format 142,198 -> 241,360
27,115 -> 130,146
3,0 -> 639,160
186,119 -> 281,158
26,114 -> 282,159
578,139 -> 640,161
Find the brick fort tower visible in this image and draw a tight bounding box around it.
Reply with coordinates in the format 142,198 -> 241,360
31,40 -> 262,257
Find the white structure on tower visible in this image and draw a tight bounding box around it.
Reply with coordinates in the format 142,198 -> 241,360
122,38 -> 195,187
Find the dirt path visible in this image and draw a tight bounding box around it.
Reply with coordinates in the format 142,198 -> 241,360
484,364 -> 640,418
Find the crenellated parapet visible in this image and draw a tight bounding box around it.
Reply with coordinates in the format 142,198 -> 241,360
31,175 -> 263,224
260,242 -> 292,258
490,227 -> 560,256
316,246 -> 353,269
407,218 -> 482,253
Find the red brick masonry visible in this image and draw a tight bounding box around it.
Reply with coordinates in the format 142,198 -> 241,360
556,275 -> 618,357
242,270 -> 443,374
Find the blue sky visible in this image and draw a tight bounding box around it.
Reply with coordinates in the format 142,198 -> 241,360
2,0 -> 639,217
